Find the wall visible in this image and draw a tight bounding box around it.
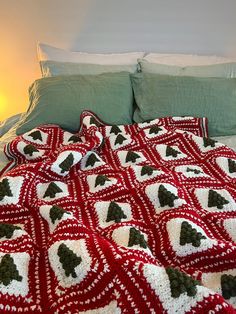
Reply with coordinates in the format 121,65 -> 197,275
0,0 -> 236,120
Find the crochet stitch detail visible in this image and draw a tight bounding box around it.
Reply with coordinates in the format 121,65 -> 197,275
158,184 -> 178,207
180,221 -> 206,247
208,190 -> 229,209
166,267 -> 200,298
57,243 -> 82,278
106,201 -> 127,223
0,254 -> 22,286
43,182 -> 63,199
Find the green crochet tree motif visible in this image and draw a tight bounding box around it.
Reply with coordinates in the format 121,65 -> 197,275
158,184 -> 178,207
106,201 -> 127,223
0,254 -> 22,286
50,205 -> 70,224
94,175 -> 111,187
0,223 -> 21,239
186,167 -> 202,175
166,146 -> 181,158
59,153 -> 74,173
110,125 -> 122,135
221,274 -> 236,300
57,243 -> 82,278
228,159 -> 236,174
166,267 -> 200,298
68,135 -> 81,143
28,130 -> 42,141
23,144 -> 39,156
141,165 -> 155,176
85,153 -> 100,168
128,227 -> 148,249
149,125 -> 162,135
180,221 -> 206,247
208,189 -> 229,209
0,178 -> 13,201
114,134 -> 127,145
125,151 -> 140,163
203,137 -> 217,148
90,116 -> 100,127
43,182 -> 63,199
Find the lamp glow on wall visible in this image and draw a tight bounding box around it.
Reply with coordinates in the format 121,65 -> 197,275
0,93 -> 7,122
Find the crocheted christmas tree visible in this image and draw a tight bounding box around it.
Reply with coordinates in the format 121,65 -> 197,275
149,125 -> 162,135
28,130 -> 42,141
180,221 -> 206,247
0,178 -> 13,201
166,267 -> 200,298
59,153 -> 74,173
141,165 -> 155,176
166,146 -> 181,158
57,243 -> 82,278
186,167 -> 201,175
68,135 -> 81,143
208,190 -> 229,209
114,134 -> 127,145
203,137 -> 217,148
128,227 -> 148,249
106,201 -> 127,223
50,205 -> 70,224
221,274 -> 236,299
228,159 -> 236,174
0,223 -> 21,239
94,175 -> 111,187
23,144 -> 39,156
0,254 -> 22,286
158,184 -> 178,207
85,153 -> 100,168
110,125 -> 122,135
125,151 -> 140,163
90,116 -> 100,127
43,182 -> 63,199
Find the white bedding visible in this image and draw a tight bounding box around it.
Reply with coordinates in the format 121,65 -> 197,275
0,125 -> 235,173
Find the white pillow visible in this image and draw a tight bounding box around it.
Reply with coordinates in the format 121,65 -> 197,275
144,53 -> 235,67
37,43 -> 144,65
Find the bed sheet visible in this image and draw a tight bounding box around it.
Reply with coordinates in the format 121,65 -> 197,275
214,135 -> 236,151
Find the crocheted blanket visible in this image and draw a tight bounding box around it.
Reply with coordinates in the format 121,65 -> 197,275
0,111 -> 236,314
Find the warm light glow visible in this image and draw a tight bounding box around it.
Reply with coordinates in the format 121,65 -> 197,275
0,93 -> 7,119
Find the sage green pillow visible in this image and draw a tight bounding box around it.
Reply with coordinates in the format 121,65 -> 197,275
131,73 -> 236,136
40,60 -> 138,77
139,59 -> 236,78
16,72 -> 133,135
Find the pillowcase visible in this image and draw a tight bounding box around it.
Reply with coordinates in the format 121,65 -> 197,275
37,43 -> 144,64
40,60 -> 138,77
131,72 -> 236,136
16,72 -> 133,135
143,53 -> 235,66
139,59 -> 236,78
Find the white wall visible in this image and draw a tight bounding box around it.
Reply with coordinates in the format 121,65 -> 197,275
0,0 -> 236,119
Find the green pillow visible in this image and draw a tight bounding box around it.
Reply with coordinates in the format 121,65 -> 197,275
131,72 -> 236,136
16,72 -> 133,135
139,59 -> 236,78
40,60 -> 138,77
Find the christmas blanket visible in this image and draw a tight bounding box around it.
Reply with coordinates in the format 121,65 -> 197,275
0,111 -> 236,314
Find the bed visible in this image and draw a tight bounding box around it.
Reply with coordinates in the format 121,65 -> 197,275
0,44 -> 236,313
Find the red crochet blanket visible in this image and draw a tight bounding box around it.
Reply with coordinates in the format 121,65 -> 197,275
0,111 -> 235,313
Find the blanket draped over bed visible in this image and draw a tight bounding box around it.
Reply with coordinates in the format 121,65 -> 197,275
0,111 -> 235,313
